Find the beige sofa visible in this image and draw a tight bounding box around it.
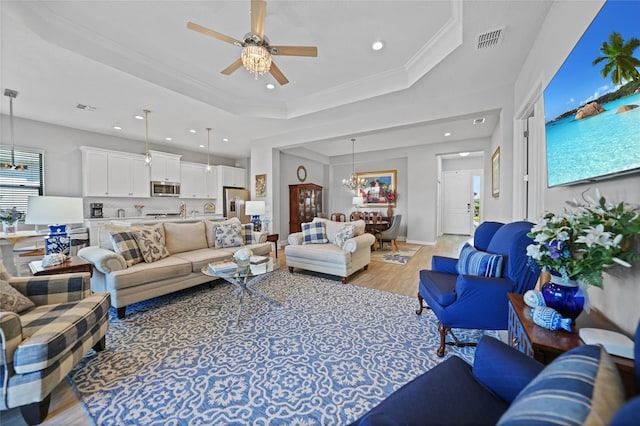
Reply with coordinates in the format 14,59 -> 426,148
78,218 -> 271,318
285,218 -> 375,283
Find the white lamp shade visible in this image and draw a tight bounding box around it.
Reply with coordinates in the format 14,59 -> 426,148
245,200 -> 266,216
25,196 -> 84,225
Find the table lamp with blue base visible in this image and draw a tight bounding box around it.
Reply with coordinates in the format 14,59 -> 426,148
245,200 -> 266,233
25,196 -> 84,255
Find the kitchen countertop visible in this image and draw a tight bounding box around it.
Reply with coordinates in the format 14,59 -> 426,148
85,215 -> 225,224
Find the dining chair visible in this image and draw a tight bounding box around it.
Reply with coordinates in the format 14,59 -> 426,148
330,212 -> 347,222
350,212 -> 365,221
375,214 -> 402,251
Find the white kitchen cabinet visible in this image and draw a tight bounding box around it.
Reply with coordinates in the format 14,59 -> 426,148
218,165 -> 246,188
180,163 -> 207,199
149,150 -> 181,183
81,148 -> 109,196
108,153 -> 150,197
180,163 -> 218,199
205,166 -> 218,198
80,147 -> 150,198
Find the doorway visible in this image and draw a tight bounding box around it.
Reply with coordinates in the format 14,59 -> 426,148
441,169 -> 482,235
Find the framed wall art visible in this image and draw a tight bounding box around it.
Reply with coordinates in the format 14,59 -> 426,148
356,169 -> 397,206
491,147 -> 500,198
255,173 -> 267,198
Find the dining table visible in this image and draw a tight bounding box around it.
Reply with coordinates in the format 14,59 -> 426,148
0,230 -> 43,276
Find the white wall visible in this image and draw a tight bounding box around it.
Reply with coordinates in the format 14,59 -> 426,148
513,0 -> 640,334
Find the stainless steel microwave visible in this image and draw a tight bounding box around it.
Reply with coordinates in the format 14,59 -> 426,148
151,181 -> 180,197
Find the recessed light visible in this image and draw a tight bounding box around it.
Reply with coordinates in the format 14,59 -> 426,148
265,83 -> 275,90
223,138 -> 229,142
199,144 -> 205,148
372,40 -> 385,51
165,137 -> 172,141
459,152 -> 470,157
444,132 -> 451,137
189,129 -> 197,134
134,115 -> 144,120
113,126 -> 122,130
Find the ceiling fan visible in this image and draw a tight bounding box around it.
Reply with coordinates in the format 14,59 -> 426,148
187,0 -> 318,85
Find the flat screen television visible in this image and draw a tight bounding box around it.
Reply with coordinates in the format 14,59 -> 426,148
543,0 -> 640,187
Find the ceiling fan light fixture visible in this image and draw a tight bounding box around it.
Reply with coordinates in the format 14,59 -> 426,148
241,44 -> 272,78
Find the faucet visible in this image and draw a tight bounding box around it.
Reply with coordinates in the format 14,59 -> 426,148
178,201 -> 186,218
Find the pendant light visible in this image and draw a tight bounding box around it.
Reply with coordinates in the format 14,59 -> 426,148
143,109 -> 152,166
1,89 -> 27,171
205,127 -> 212,173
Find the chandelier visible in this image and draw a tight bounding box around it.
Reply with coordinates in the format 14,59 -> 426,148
1,89 -> 27,171
342,138 -> 365,192
241,44 -> 272,78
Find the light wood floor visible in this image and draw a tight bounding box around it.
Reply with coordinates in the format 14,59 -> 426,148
1,235 -> 470,426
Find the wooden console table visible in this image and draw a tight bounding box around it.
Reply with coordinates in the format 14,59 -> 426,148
266,234 -> 279,259
29,256 -> 93,277
507,292 -> 635,399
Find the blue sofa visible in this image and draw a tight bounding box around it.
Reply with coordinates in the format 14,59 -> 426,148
349,323 -> 640,425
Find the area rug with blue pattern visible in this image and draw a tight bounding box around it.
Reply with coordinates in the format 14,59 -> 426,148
70,270 -> 494,425
370,244 -> 421,265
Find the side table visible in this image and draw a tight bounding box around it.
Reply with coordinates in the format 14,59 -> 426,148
266,234 -> 279,258
29,256 -> 93,277
507,292 -> 635,399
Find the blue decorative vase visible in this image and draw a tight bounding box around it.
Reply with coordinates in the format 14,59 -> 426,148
540,273 -> 584,321
46,224 -> 71,255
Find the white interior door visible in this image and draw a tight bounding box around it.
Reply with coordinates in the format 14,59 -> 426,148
442,170 -> 473,235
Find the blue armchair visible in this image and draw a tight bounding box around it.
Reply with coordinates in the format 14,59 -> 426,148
417,221 -> 540,357
349,322 -> 640,425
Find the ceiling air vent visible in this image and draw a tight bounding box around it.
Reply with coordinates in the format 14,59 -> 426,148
76,103 -> 96,111
476,28 -> 504,50
473,118 -> 486,125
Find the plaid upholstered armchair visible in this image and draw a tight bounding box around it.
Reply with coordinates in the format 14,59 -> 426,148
0,263 -> 110,425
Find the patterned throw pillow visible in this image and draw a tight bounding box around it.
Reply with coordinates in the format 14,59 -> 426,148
456,242 -> 503,277
133,226 -> 170,263
214,222 -> 243,248
302,221 -> 329,244
110,231 -> 144,267
334,223 -> 356,249
498,345 -> 624,425
0,279 -> 35,313
241,223 -> 254,245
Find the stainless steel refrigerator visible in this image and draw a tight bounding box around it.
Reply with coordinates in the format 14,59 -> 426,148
223,187 -> 250,223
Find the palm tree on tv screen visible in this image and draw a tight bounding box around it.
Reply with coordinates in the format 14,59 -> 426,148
592,31 -> 640,85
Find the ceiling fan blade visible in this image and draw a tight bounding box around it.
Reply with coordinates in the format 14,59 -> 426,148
269,61 -> 289,85
271,46 -> 318,57
251,0 -> 267,40
187,22 -> 243,46
221,58 -> 244,75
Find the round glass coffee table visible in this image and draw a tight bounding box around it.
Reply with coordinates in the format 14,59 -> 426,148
202,258 -> 281,325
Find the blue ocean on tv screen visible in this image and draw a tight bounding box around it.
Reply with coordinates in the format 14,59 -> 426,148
545,92 -> 640,187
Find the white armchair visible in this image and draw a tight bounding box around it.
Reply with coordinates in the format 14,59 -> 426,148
285,218 -> 375,283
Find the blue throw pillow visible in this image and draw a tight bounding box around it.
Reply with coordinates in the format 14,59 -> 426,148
497,345 -> 625,425
240,223 -> 254,245
302,221 -> 329,244
456,243 -> 503,277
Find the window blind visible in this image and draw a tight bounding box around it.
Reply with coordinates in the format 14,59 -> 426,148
0,148 -> 44,213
